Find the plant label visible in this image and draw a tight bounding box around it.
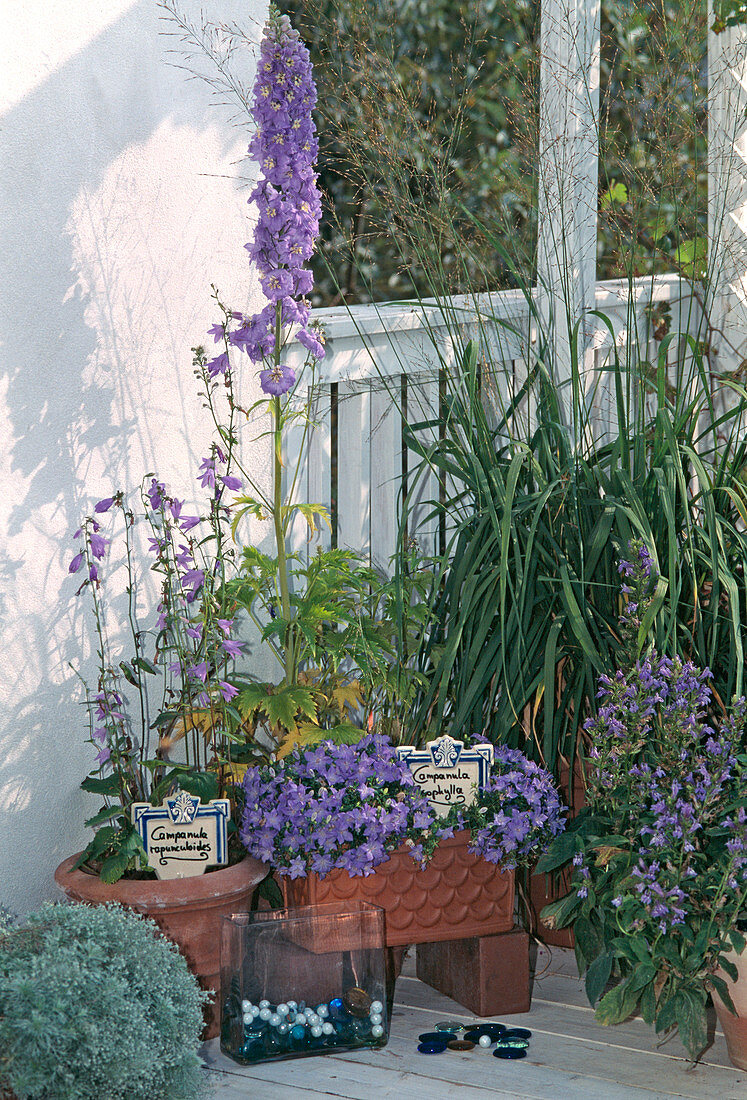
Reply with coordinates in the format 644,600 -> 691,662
396,736 -> 494,818
131,789 -> 230,880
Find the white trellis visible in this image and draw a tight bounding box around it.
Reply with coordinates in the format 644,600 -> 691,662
284,2 -> 745,570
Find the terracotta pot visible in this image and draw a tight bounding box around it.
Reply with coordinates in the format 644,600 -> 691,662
282,830 -> 514,947
530,760 -> 587,948
54,853 -> 267,1039
711,947 -> 747,1070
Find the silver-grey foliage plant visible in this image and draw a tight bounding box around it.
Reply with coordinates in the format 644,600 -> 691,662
0,902 -> 209,1100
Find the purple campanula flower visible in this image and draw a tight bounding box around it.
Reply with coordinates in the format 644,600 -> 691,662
89,531 -> 109,560
88,564 -> 99,582
217,619 -> 234,635
218,681 -> 239,702
220,474 -> 242,492
179,515 -> 201,533
221,638 -> 245,658
207,352 -> 230,378
188,661 -> 208,682
94,497 -> 114,514
181,568 -> 205,601
146,478 -> 165,511
198,458 -> 215,489
95,744 -> 111,767
69,551 -> 84,574
259,364 -> 295,395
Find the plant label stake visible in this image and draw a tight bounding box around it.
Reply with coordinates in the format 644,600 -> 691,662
396,736 -> 493,818
131,789 -> 230,880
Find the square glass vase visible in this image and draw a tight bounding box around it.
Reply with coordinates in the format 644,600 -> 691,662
220,900 -> 388,1065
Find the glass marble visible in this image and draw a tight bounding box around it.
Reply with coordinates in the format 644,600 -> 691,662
418,1041 -> 447,1054
371,1024 -> 385,1039
316,1004 -> 329,1018
478,1035 -> 493,1048
369,1000 -> 383,1015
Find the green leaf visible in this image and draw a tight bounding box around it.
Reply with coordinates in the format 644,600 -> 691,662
574,916 -> 604,972
709,974 -> 737,1016
81,774 -> 121,796
674,238 -> 707,279
177,772 -> 220,803
264,686 -> 318,732
728,929 -> 747,956
639,982 -> 656,1025
595,977 -> 640,1026
535,829 -> 581,873
133,656 -> 159,675
119,660 -> 139,686
585,952 -> 614,1007
540,890 -> 582,931
673,987 -> 708,1060
150,710 -> 180,729
84,805 -> 121,828
600,181 -> 628,210
99,851 -> 132,884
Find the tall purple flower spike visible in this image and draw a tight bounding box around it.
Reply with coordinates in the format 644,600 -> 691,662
230,6 -> 325,371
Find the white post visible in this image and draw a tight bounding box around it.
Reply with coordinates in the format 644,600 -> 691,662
708,19 -> 747,376
536,0 -> 601,430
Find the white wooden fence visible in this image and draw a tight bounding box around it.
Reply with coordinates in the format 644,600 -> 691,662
284,272 -> 702,572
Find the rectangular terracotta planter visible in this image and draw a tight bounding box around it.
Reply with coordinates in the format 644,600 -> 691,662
282,830 -> 514,947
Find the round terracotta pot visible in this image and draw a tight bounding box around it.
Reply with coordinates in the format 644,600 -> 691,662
712,947 -> 747,1070
54,853 -> 267,1039
282,830 -> 514,947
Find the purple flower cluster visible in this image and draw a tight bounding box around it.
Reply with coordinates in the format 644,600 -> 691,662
579,555 -> 747,940
242,736 -> 566,878
216,6 -> 325,388
448,747 -> 566,871
616,537 -> 657,644
241,734 -> 444,878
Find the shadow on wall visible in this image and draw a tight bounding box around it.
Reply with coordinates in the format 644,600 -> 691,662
0,0 -> 265,913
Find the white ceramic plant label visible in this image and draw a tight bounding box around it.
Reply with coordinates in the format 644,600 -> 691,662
131,789 -> 230,880
396,735 -> 494,818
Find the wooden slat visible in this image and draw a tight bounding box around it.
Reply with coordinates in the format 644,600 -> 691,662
369,383 -> 402,572
306,382 -> 332,556
336,381 -> 371,559
202,945 -> 746,1099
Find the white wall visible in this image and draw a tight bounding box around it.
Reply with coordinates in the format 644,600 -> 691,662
0,0 -> 269,917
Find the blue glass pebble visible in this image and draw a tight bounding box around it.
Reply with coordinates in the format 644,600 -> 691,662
418,1040 -> 448,1054
493,1046 -> 527,1059
503,1027 -> 532,1040
419,1031 -> 449,1043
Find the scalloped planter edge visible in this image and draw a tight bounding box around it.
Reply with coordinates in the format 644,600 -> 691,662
282,830 -> 515,947
54,853 -> 267,1039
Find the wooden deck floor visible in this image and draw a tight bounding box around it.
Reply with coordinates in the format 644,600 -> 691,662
201,945 -> 747,1099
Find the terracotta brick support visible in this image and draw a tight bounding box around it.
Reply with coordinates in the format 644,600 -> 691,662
416,927 -> 530,1016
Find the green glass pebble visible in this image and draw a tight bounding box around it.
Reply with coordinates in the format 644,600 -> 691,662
435,1020 -> 465,1032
